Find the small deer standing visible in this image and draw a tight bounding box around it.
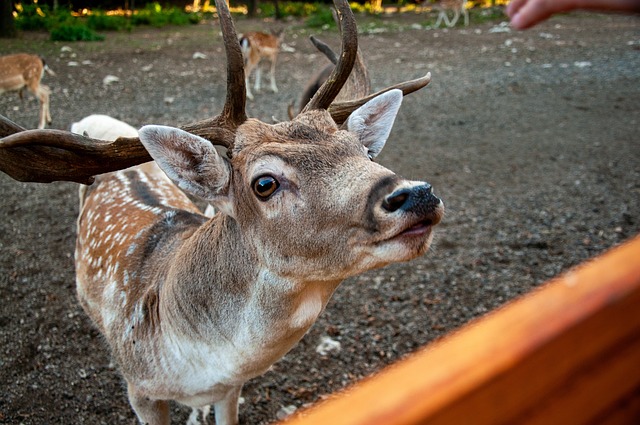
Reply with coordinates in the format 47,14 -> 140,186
238,30 -> 284,100
0,53 -> 55,129
433,0 -> 469,28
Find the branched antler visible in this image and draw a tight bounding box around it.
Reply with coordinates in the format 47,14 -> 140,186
0,0 -> 430,184
331,73 -> 432,125
0,0 -> 246,184
0,124 -> 149,184
294,20 -> 429,123
301,0 -> 358,113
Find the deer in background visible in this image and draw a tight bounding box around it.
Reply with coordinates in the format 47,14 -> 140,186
0,53 -> 55,129
0,0 -> 441,423
433,0 -> 469,28
239,29 -> 284,100
291,34 -> 371,118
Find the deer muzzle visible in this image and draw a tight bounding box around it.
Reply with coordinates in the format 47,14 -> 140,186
380,182 -> 444,240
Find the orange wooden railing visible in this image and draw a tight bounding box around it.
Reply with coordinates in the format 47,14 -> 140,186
281,234 -> 640,425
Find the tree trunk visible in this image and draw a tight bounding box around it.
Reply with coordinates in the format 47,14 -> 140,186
274,0 -> 281,20
247,0 -> 257,18
0,0 -> 17,39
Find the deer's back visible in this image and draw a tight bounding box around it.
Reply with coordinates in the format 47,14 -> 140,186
75,163 -> 205,337
0,54 -> 44,93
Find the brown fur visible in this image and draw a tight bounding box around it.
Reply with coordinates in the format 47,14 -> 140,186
239,31 -> 284,100
0,53 -> 54,129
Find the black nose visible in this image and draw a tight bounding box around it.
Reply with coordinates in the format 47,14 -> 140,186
382,184 -> 440,213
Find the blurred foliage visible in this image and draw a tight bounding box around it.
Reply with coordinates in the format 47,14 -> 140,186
13,1 -> 201,41
12,0 -> 508,42
50,23 -> 106,41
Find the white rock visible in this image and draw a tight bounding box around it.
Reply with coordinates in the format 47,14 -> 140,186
316,335 -> 341,356
103,75 -> 120,85
574,61 -> 592,68
276,405 -> 297,420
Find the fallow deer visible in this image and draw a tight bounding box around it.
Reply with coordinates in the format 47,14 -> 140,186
0,0 -> 442,423
239,29 -> 284,100
0,53 -> 55,129
433,0 -> 469,28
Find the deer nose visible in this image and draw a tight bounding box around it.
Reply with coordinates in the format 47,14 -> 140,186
382,184 -> 440,213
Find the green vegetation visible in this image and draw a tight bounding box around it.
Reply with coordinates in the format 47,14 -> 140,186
11,1 -> 508,42
13,2 -> 202,42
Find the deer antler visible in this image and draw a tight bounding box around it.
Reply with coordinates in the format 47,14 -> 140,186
330,73 -> 432,125
299,19 -> 429,125
0,126 -> 150,184
302,0 -> 358,113
215,0 -> 247,130
0,0 -> 245,184
309,36 -> 339,65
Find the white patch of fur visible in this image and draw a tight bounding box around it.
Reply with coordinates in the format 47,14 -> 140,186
71,114 -> 138,140
289,290 -> 322,329
101,280 -> 119,329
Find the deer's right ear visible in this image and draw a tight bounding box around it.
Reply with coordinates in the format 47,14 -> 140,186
138,125 -> 232,206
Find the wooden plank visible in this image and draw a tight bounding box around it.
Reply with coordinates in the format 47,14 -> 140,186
521,333 -> 640,424
597,387 -> 640,425
280,235 -> 640,425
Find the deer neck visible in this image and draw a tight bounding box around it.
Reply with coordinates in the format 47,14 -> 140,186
159,213 -> 341,356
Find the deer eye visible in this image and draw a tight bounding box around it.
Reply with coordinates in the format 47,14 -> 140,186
252,175 -> 280,199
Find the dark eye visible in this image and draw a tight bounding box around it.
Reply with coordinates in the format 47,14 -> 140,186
252,175 -> 280,199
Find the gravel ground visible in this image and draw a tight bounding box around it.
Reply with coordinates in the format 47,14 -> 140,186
1,10 -> 639,424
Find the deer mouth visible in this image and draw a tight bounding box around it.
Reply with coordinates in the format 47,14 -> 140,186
399,218 -> 435,237
385,207 -> 443,243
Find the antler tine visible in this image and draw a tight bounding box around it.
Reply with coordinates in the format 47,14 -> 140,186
214,0 -> 247,129
0,125 -> 150,184
0,114 -> 26,136
301,0 -> 358,113
329,73 -> 432,125
310,36 -> 339,65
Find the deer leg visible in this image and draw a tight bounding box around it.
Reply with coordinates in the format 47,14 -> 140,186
254,66 -> 262,93
213,386 -> 242,425
187,405 -> 211,425
463,8 -> 469,26
244,62 -> 255,100
29,83 -> 50,129
40,84 -> 52,125
434,11 -> 444,28
268,58 -> 278,93
127,382 -> 170,425
449,10 -> 460,27
436,11 -> 452,28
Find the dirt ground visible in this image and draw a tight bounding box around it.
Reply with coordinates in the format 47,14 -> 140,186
1,9 -> 639,425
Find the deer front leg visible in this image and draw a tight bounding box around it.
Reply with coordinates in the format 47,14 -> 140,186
449,9 -> 460,27
34,84 -> 51,129
245,76 -> 254,100
127,382 -> 171,425
268,59 -> 278,93
213,385 -> 242,425
40,84 -> 52,127
254,67 -> 262,94
244,63 -> 255,100
187,405 -> 211,425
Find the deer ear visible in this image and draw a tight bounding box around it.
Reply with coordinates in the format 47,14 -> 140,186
345,89 -> 403,159
138,125 -> 232,205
